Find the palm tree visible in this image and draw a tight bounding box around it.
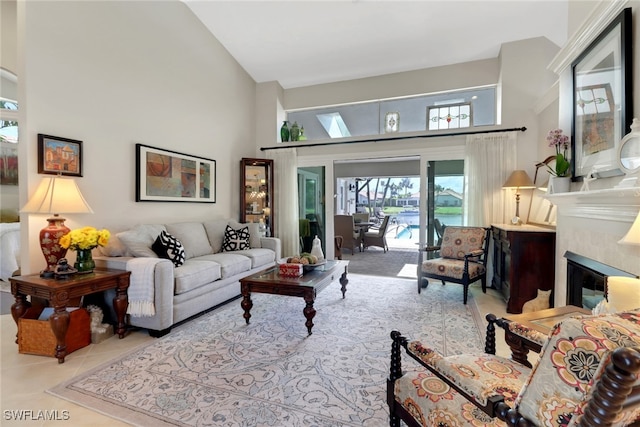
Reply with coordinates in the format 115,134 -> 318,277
398,178 -> 413,197
380,179 -> 391,211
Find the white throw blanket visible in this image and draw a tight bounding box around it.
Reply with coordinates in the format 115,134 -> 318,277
126,257 -> 160,317
0,222 -> 21,282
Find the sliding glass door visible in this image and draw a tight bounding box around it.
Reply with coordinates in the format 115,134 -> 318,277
298,167 -> 326,254
424,160 -> 464,248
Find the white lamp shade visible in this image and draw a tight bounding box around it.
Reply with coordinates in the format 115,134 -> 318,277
607,276 -> 640,311
21,176 -> 93,215
618,211 -> 640,246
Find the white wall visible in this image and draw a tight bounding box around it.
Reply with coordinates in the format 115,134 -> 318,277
17,1 -> 257,274
258,37 -> 559,179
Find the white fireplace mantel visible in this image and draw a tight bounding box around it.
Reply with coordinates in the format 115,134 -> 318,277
545,187 -> 640,224
545,186 -> 640,308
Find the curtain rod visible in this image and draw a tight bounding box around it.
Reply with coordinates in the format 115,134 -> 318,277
260,126 -> 527,151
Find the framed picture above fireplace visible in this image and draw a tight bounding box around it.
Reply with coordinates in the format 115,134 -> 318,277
571,7 -> 632,180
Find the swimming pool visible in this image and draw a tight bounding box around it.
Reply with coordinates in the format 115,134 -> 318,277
394,216 -> 463,239
395,224 -> 418,239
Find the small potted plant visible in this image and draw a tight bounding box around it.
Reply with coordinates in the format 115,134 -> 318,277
546,129 -> 571,193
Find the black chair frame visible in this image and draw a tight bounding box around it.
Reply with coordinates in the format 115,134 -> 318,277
418,226 -> 491,304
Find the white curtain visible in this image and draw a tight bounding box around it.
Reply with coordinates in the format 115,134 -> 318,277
464,131 -> 517,226
266,148 -> 299,257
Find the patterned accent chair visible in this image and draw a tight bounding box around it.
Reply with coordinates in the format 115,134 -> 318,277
418,226 -> 490,304
388,309 -> 640,427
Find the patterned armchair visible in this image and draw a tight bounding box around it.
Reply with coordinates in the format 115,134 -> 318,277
418,226 -> 490,304
387,309 -> 640,427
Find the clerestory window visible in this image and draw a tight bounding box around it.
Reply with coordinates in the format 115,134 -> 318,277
427,103 -> 471,131
285,86 -> 495,142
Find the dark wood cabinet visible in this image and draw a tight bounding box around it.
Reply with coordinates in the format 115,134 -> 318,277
491,224 -> 556,314
240,158 -> 274,237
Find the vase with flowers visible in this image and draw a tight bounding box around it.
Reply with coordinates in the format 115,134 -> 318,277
546,129 -> 571,193
60,226 -> 110,273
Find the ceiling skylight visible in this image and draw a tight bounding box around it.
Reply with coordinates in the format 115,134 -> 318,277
316,112 -> 351,139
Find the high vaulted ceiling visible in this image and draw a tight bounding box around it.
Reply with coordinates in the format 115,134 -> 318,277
183,1 -> 569,89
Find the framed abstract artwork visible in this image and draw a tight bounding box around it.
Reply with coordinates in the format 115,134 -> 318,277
37,134 -> 83,177
571,7 -> 632,179
136,144 -> 216,203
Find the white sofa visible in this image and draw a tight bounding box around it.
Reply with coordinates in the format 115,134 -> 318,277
94,219 -> 281,336
0,222 -> 21,282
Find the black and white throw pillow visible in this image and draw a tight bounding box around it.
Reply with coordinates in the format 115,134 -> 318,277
152,230 -> 186,267
221,225 -> 250,252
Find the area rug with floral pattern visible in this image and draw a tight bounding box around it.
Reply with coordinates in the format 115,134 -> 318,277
48,274 -> 484,426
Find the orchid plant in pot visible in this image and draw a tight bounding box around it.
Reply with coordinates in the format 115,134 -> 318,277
546,129 -> 571,193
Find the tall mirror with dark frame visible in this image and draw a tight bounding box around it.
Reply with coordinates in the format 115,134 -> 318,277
240,158 -> 274,237
526,155 -> 557,227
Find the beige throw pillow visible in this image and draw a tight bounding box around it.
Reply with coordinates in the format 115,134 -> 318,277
165,222 -> 213,259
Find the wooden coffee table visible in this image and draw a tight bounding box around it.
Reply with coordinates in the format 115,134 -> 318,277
240,260 -> 349,335
9,268 -> 130,363
501,305 -> 591,367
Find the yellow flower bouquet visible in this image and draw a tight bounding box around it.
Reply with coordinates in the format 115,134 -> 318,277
60,226 -> 110,251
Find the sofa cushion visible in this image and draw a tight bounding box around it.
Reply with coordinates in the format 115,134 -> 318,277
228,221 -> 261,248
165,222 -> 212,259
235,248 -> 275,269
173,259 -> 222,295
117,224 -> 166,258
221,225 -> 250,252
193,253 -> 252,279
151,231 -> 186,267
203,219 -> 229,253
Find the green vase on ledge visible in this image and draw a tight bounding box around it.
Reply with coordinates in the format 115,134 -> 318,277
290,121 -> 300,141
74,248 -> 95,274
280,121 -> 290,142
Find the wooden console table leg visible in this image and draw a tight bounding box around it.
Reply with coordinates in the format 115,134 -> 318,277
11,293 -> 30,344
113,276 -> 129,338
50,307 -> 70,364
50,290 -> 70,363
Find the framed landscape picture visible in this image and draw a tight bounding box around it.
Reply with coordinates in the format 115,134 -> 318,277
37,134 -> 83,177
136,143 -> 216,203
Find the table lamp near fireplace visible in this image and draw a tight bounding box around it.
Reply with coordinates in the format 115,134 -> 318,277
618,210 -> 640,247
503,170 -> 535,225
21,176 -> 93,278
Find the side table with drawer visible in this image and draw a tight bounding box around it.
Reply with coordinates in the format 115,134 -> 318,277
9,268 -> 130,363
